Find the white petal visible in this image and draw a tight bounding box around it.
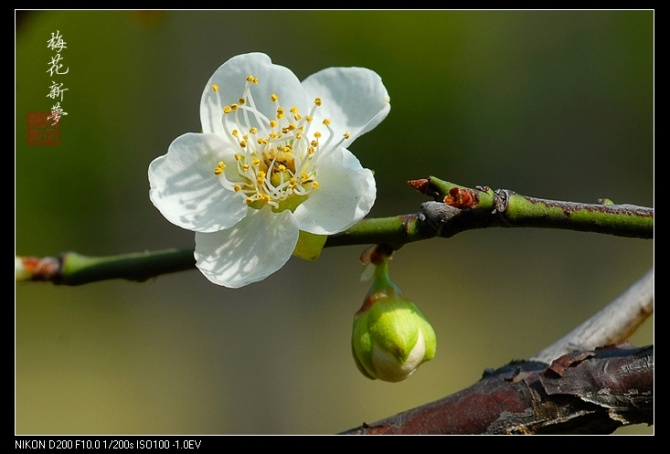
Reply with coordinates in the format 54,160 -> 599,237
301,67 -> 391,143
371,330 -> 426,382
200,53 -> 308,136
194,206 -> 299,288
148,133 -> 247,232
293,147 -> 376,235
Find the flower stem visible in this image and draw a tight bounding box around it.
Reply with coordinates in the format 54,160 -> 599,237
16,177 -> 652,286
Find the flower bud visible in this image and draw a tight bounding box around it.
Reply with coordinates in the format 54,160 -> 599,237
351,257 -> 436,382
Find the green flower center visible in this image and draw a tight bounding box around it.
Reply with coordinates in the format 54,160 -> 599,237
211,76 -> 350,212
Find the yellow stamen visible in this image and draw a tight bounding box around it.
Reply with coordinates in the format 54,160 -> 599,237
214,161 -> 226,176
217,75 -> 342,212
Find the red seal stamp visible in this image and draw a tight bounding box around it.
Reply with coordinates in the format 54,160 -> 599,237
27,112 -> 61,146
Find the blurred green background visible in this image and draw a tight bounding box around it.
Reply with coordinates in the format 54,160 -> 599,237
16,10 -> 653,434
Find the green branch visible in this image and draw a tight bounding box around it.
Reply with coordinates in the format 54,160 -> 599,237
421,176 -> 653,239
16,177 -> 652,286
16,248 -> 197,286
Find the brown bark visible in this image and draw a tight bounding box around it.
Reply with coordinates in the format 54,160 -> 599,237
342,344 -> 653,435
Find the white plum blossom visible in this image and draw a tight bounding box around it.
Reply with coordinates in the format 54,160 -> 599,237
148,53 -> 390,288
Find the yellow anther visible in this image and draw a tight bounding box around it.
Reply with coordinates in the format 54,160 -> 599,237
323,118 -> 331,126
246,75 -> 256,83
314,98 -> 322,106
305,115 -> 313,122
308,146 -> 315,154
314,131 -> 322,139
230,103 -> 239,111
311,140 -> 319,147
238,98 -> 246,105
232,129 -> 239,137
242,163 -> 249,171
252,158 -> 261,166
246,197 -> 254,204
295,133 -> 302,140
239,140 -> 247,148
249,127 -> 258,134
234,154 -> 242,161
223,106 -> 232,114
269,120 -> 278,128
271,93 -> 279,102
233,185 -> 242,192
277,164 -> 286,172
277,107 -> 285,119
212,84 -> 219,92
312,181 -> 319,189
287,123 -> 296,131
258,138 -> 269,145
214,162 -> 226,176
344,132 -> 351,139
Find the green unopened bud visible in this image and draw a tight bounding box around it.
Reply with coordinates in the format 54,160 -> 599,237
351,257 -> 436,382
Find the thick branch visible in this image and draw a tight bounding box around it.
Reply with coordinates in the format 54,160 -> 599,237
341,268 -> 654,434
341,345 -> 653,435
